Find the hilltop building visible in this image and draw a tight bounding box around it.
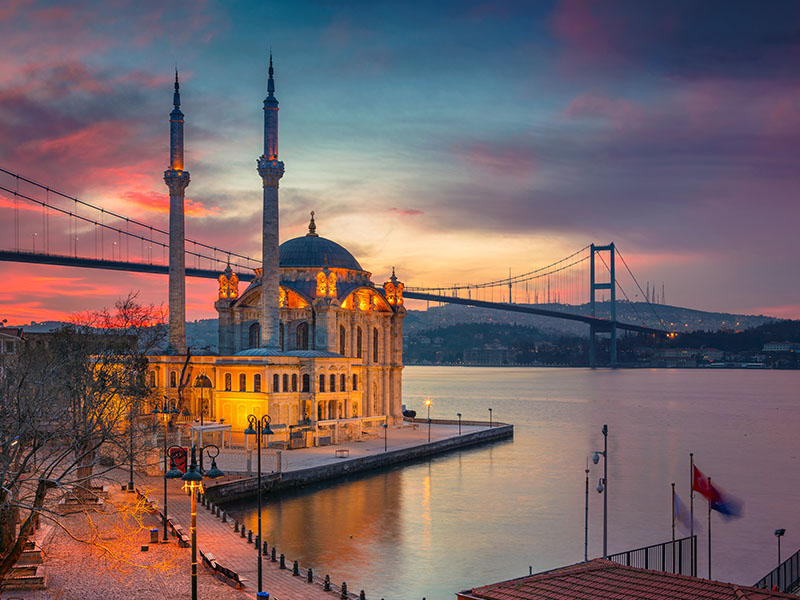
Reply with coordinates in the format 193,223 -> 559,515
147,59 -> 406,443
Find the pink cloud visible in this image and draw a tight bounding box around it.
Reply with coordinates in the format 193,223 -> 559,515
564,91 -> 647,129
121,190 -> 221,218
388,208 -> 423,216
452,139 -> 537,178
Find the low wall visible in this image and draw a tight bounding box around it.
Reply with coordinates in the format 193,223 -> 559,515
206,423 -> 513,503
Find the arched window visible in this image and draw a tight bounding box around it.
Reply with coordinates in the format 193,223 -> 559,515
170,371 -> 177,388
224,373 -> 232,391
273,374 -> 279,392
292,374 -> 298,392
302,374 -> 310,392
239,373 -> 246,392
352,402 -> 358,418
373,327 -> 379,362
317,403 -> 323,420
330,374 -> 336,392
339,325 -> 346,355
352,373 -> 358,391
356,327 -> 363,358
373,382 -> 378,414
279,323 -> 284,351
319,374 -> 325,392
148,371 -> 156,387
297,322 -> 309,350
249,322 -> 261,348
283,374 -> 289,392
340,373 -> 346,391
254,374 -> 262,392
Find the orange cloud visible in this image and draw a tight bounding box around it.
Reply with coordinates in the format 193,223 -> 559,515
120,190 -> 221,217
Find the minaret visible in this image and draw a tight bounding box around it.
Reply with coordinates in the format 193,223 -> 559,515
164,70 -> 190,354
256,55 -> 285,350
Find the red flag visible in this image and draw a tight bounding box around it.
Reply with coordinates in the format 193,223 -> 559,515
692,464 -> 742,519
692,465 -> 712,500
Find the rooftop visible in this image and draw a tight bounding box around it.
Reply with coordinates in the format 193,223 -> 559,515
457,559 -> 796,600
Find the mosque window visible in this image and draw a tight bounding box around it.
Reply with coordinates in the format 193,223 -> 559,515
297,322 -> 309,350
148,371 -> 156,387
239,373 -> 247,392
330,374 -> 336,392
273,374 -> 279,392
254,374 -> 262,393
318,403 -> 323,421
292,374 -> 298,392
352,374 -> 358,391
302,374 -> 310,392
283,374 -> 289,392
170,371 -> 177,388
224,373 -> 232,391
249,322 -> 261,348
339,325 -> 346,355
373,328 -> 379,362
356,327 -> 363,358
319,374 -> 326,393
340,374 -> 346,391
352,402 -> 358,418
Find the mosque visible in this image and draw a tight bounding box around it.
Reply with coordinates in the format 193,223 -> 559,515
147,59 -> 406,445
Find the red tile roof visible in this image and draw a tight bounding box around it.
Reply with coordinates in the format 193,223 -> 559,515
457,559 -> 796,600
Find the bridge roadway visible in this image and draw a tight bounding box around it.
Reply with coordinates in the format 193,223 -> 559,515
0,250 -> 665,336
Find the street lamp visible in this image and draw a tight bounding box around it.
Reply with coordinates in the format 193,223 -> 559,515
383,419 -> 388,452
457,412 -> 462,435
489,407 -> 493,428
194,373 -> 213,427
152,397 -> 179,542
166,444 -> 224,600
592,424 -> 609,559
244,414 -> 274,594
425,398 -> 432,443
775,528 -> 786,590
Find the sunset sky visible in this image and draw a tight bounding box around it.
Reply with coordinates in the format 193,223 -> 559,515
1,0 -> 799,323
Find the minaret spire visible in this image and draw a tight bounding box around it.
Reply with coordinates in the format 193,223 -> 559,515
164,72 -> 190,354
257,54 -> 285,350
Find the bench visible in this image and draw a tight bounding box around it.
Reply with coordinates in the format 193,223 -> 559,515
335,449 -> 349,458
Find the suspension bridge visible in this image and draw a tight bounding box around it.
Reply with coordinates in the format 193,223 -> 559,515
0,167 -> 673,366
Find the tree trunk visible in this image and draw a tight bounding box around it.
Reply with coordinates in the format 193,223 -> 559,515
0,479 -> 49,588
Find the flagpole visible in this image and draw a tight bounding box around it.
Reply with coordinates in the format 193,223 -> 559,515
690,452 -> 695,576
671,482 -> 676,573
584,457 -> 589,562
707,476 -> 712,580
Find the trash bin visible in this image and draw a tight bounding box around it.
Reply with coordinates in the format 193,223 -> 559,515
149,528 -> 159,544
256,593 -> 270,599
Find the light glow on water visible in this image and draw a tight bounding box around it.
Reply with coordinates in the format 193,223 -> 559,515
228,367 -> 800,600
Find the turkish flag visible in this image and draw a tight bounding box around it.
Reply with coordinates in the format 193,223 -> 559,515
692,465 -> 712,500
692,464 -> 743,518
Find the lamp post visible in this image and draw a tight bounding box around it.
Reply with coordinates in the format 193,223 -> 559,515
775,528 -> 786,590
457,412 -> 462,435
152,397 -> 179,542
194,373 -> 213,428
592,424 -> 608,559
489,407 -> 493,428
425,398 -> 432,443
383,419 -> 388,452
244,414 -> 273,594
166,444 -> 224,600
584,457 -> 590,562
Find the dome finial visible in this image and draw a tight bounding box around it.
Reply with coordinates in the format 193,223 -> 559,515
307,211 -> 318,237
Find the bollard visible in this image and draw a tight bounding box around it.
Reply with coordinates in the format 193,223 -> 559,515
234,520 -> 239,533
293,560 -> 299,576
324,574 -> 331,591
255,535 -> 259,549
279,553 -> 286,569
222,511 -> 227,523
263,541 -> 268,555
360,591 -> 366,600
200,494 -> 205,506
241,527 -> 246,538
307,567 -> 313,583
341,581 -> 348,599
271,547 -> 276,562
248,530 -> 253,543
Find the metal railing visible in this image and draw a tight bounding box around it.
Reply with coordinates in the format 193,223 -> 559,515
608,535 -> 696,576
754,547 -> 800,593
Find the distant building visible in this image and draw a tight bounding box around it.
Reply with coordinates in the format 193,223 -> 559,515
762,341 -> 800,353
463,347 -> 518,366
456,558 -> 794,600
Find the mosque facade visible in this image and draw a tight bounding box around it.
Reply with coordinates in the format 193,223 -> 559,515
147,59 -> 406,442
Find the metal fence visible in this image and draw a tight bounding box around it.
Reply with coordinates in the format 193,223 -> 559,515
608,535 -> 697,576
754,548 -> 800,593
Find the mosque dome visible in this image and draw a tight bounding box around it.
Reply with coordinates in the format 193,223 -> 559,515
278,212 -> 363,271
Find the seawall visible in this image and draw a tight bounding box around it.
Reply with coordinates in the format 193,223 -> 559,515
206,421 -> 513,503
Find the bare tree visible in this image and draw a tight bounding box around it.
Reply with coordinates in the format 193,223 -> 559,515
0,294 -> 167,588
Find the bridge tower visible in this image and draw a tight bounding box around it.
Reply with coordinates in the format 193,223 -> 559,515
256,54 -> 285,350
164,71 -> 190,354
589,243 -> 617,367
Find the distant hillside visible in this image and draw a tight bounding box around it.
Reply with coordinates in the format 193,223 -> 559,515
403,301 -> 773,338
